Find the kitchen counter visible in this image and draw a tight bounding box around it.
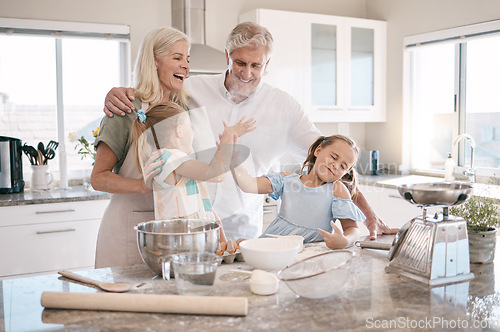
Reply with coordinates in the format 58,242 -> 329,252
0,186 -> 110,207
2,240 -> 500,331
3,175 -> 498,207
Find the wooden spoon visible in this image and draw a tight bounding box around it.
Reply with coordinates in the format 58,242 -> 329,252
58,270 -> 131,293
37,150 -> 44,166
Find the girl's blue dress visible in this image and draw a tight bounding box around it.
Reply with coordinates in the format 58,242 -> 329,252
261,172 -> 366,243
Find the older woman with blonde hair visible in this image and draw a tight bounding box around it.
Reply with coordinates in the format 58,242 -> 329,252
91,27 -> 190,268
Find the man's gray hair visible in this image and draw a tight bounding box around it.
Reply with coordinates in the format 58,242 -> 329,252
225,22 -> 273,57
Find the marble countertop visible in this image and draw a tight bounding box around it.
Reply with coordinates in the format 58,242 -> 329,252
2,240 -> 500,331
0,186 -> 110,207
2,174 -> 498,207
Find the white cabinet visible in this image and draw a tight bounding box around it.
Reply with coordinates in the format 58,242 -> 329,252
359,184 -> 419,229
0,200 -> 109,277
359,184 -> 443,229
240,9 -> 386,122
262,195 -> 278,233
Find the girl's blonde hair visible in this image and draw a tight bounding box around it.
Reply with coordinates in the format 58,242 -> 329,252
301,135 -> 360,199
131,102 -> 187,173
133,27 -> 189,108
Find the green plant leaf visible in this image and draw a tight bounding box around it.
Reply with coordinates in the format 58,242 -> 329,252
449,196 -> 500,232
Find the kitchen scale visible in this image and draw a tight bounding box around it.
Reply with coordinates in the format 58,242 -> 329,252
360,182 -> 475,286
387,183 -> 474,286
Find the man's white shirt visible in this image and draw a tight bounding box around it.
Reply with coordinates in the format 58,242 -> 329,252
185,72 -> 320,239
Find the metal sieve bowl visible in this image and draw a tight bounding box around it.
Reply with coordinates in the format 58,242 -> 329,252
135,219 -> 220,277
398,182 -> 473,207
277,250 -> 354,299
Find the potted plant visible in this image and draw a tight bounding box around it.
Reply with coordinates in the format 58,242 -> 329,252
450,196 -> 500,264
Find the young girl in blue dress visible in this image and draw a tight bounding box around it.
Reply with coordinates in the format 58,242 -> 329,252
231,134 -> 365,249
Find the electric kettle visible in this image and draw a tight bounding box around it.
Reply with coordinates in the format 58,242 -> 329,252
0,136 -> 24,194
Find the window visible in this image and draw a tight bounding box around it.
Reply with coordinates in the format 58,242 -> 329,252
0,18 -> 130,186
404,21 -> 500,178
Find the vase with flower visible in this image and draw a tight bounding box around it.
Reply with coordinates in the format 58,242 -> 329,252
68,127 -> 99,190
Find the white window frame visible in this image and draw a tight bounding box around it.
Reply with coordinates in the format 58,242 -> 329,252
0,18 -> 131,187
402,20 -> 500,179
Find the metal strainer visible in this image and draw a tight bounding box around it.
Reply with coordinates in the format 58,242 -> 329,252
277,250 -> 354,299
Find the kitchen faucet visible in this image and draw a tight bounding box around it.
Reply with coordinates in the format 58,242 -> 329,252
453,133 -> 476,183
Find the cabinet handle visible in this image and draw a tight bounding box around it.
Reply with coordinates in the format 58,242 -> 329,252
35,209 -> 76,215
36,228 -> 76,235
317,107 -> 341,111
263,208 -> 274,214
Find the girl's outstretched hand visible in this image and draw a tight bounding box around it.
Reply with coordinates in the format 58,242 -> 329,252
218,117 -> 256,145
234,116 -> 257,137
318,221 -> 349,250
230,116 -> 257,137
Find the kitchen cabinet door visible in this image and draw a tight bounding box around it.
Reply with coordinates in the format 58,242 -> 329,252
0,218 -> 101,277
359,185 -> 423,229
306,16 -> 386,122
240,9 -> 386,123
304,13 -> 344,114
0,200 -> 107,226
0,199 -> 108,277
262,195 -> 278,233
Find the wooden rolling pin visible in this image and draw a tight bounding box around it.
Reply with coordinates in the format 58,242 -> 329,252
41,292 -> 248,316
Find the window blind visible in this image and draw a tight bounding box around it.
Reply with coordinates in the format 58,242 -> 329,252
404,19 -> 500,48
0,17 -> 129,41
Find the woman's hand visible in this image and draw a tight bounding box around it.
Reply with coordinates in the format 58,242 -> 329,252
91,143 -> 152,194
142,149 -> 165,189
103,87 -> 136,117
318,221 -> 349,249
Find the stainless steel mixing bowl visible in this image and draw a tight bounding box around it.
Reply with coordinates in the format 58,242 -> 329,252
398,182 -> 473,207
135,219 -> 220,277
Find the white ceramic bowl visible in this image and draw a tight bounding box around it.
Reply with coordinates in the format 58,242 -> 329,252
239,238 -> 300,271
